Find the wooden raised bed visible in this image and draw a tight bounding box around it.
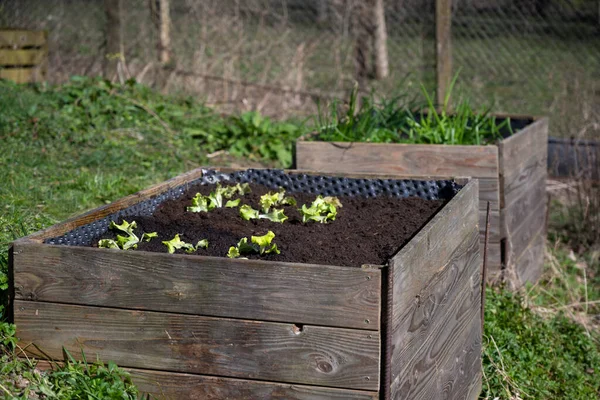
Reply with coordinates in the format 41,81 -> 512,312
0,29 -> 48,83
10,167 -> 482,400
296,116 -> 548,287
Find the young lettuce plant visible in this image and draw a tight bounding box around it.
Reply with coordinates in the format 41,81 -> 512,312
299,196 -> 341,223
239,188 -> 294,223
227,231 -> 280,258
98,220 -> 157,250
187,183 -> 250,212
162,234 -> 209,254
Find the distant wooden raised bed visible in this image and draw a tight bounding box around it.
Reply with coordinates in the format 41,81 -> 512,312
0,29 -> 48,83
10,167 -> 482,400
296,116 -> 548,287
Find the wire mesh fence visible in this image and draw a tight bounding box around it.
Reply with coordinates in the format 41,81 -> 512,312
1,0 -> 599,138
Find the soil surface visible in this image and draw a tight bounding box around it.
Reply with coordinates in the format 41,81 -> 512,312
93,183 -> 447,267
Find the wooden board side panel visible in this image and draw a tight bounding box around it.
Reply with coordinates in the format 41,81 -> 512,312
0,30 -> 47,47
33,361 -> 379,400
13,243 -> 381,330
0,49 -> 47,65
296,141 -> 500,178
390,229 -> 482,399
514,233 -> 545,286
391,180 -> 478,320
15,301 -> 380,391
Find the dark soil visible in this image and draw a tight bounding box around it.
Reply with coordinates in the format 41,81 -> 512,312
93,183 -> 447,267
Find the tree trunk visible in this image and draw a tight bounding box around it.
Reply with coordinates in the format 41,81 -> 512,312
353,0 -> 371,85
372,0 -> 389,79
103,0 -> 123,79
316,0 -> 328,24
435,0 -> 452,107
149,0 -> 172,64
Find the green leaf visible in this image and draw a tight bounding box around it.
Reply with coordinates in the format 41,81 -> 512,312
110,220 -> 137,236
141,232 -> 158,242
187,193 -> 211,212
196,239 -> 209,249
225,198 -> 241,208
162,234 -> 195,254
251,231 -> 280,255
240,204 -> 260,220
227,246 -> 240,258
98,239 -> 119,249
259,188 -> 296,212
260,208 -> 288,223
299,196 -> 340,223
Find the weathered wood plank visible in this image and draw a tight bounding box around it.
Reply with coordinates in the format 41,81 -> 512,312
391,179 -> 478,323
514,233 -> 545,286
0,30 -> 47,48
296,141 -> 499,179
13,242 -> 381,330
499,118 -> 549,182
503,172 -> 547,236
0,49 -> 46,65
33,361 -> 379,399
478,209 -> 502,242
506,201 -> 546,267
15,300 -> 380,390
0,67 -> 42,83
390,229 -> 482,399
482,239 -> 503,284
477,177 -> 500,211
501,161 -> 546,211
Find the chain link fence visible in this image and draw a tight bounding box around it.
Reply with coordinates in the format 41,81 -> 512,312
1,0 -> 599,138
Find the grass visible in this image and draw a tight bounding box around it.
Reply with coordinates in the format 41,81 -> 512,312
315,74 -> 513,145
0,78 -> 599,398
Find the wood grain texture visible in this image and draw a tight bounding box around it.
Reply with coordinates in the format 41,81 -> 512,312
503,172 -> 546,236
15,300 -> 380,390
482,239 -> 503,284
478,209 -> 502,243
389,180 -> 481,399
477,177 -> 500,211
499,118 -> 549,185
0,67 -> 43,83
12,242 -> 381,330
0,49 -> 46,65
390,229 -> 482,400
0,30 -> 47,47
391,180 -> 478,321
33,361 -> 378,400
514,233 -> 545,286
295,141 -> 500,178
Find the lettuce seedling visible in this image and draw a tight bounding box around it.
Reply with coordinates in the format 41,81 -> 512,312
187,183 -> 250,213
162,234 -> 209,254
259,188 -> 296,213
98,220 -> 157,250
227,231 -> 280,258
239,204 -> 288,223
299,196 -> 342,223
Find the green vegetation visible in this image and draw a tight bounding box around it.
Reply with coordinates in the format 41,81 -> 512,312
316,76 -> 512,145
187,183 -> 251,213
227,231 -> 280,258
299,195 -> 341,223
97,220 -> 157,250
162,234 -> 209,254
0,78 -> 598,398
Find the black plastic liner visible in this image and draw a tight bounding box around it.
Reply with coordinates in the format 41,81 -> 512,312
44,169 -> 462,247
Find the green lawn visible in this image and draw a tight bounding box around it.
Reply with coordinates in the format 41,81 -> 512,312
0,78 -> 598,399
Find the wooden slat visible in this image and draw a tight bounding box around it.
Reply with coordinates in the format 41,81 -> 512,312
482,239 -> 503,284
503,172 -> 547,236
389,180 -> 481,398
391,180 -> 478,321
501,162 -> 546,212
499,118 -> 549,183
390,229 -> 482,399
15,300 -> 380,391
13,242 -> 381,331
34,361 -> 379,400
0,67 -> 40,83
505,202 -> 546,280
477,177 -> 500,211
0,49 -> 46,65
514,233 -> 545,286
296,141 -> 500,179
478,208 -> 502,242
0,30 -> 47,48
